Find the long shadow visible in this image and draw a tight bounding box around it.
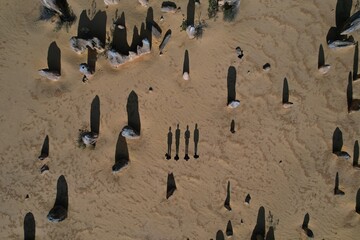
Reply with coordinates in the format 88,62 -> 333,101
187,0 -> 195,26
193,123 -> 199,158
112,133 -> 129,172
78,10 -> 107,44
184,125 -> 190,160
48,42 -> 61,74
224,181 -> 231,211
227,66 -> 236,105
354,42 -> 359,80
251,206 -> 265,240
159,29 -> 172,53
145,8 -> 154,50
347,71 -> 353,112
166,127 -> 172,160
226,220 -> 233,236
127,91 -> 141,135
90,95 -> 100,135
47,175 -> 68,222
336,0 -> 352,30
356,188 -> 360,213
130,25 -> 142,52
39,135 -> 49,160
353,140 -> 359,167
112,12 -> 130,55
334,172 -> 345,195
266,226 -> 275,240
166,173 -> 177,199
216,230 -> 225,240
282,77 -> 289,104
183,50 -> 190,74
78,10 -> 92,39
87,48 -> 97,73
302,213 -> 314,238
332,127 -> 343,153
24,212 -> 35,240
318,44 -> 325,69
230,119 -> 235,133
174,124 -> 180,160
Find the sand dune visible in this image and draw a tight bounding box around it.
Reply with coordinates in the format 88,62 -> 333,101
0,0 -> 359,239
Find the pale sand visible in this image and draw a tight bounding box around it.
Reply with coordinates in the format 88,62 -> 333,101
0,0 -> 359,239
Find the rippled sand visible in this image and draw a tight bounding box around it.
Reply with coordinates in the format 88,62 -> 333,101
0,0 -> 359,239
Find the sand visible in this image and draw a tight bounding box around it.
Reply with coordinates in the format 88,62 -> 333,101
0,0 -> 359,239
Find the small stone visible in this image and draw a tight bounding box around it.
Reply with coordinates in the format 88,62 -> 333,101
263,63 -> 271,71
183,72 -> 190,80
282,102 -> 293,108
227,100 -> 240,109
148,87 -> 153,92
121,126 -> 140,139
40,164 -> 49,174
318,64 -> 331,74
245,194 -> 251,204
236,46 -> 244,59
160,16 -> 164,21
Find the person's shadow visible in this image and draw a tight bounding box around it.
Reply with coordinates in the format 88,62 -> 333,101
24,212 -> 35,240
166,127 -> 172,160
184,125 -> 190,160
38,135 -> 49,160
251,206 -> 265,240
224,181 -> 231,211
193,124 -> 199,158
90,95 -> 100,135
166,172 -> 176,199
174,124 -> 180,160
47,175 -> 68,222
112,132 -> 129,172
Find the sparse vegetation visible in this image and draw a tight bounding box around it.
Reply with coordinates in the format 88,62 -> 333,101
267,211 -> 280,231
39,0 -> 76,32
223,0 -> 240,22
208,0 -> 219,19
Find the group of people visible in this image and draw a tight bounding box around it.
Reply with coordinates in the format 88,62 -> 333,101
165,124 -> 199,160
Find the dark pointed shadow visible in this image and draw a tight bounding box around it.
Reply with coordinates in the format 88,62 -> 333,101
113,132 -> 129,172
159,29 -> 172,53
251,206 -> 265,240
226,220 -> 233,236
224,181 -> 231,211
245,193 -> 251,204
187,0 -> 195,26
166,127 -> 172,160
127,91 -> 141,135
326,26 -> 341,43
90,95 -> 100,135
227,66 -> 236,105
39,135 -> 49,160
77,10 -> 92,39
336,0 -> 353,30
216,230 -> 225,240
266,226 -> 275,240
347,72 -> 353,112
282,78 -> 289,104
112,12 -> 129,55
77,10 -> 107,43
356,188 -> 360,213
140,22 -> 147,41
318,44 -> 325,69
130,25 -> 141,52
332,127 -> 343,153
353,140 -> 359,167
230,119 -> 235,133
174,124 -> 180,160
334,172 -> 345,195
302,213 -> 309,229
193,124 -> 199,159
24,212 -> 35,240
183,50 -> 190,74
47,42 -> 61,74
47,175 -> 68,222
145,8 -> 154,49
354,42 -> 359,81
166,172 -> 177,199
87,48 -> 97,73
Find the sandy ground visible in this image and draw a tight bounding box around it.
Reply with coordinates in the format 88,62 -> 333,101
0,0 -> 359,239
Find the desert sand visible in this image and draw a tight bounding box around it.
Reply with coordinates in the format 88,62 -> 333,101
0,0 -> 359,239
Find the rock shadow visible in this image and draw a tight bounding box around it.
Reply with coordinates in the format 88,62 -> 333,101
251,206 -> 265,240
227,66 -> 236,105
47,41 -> 61,74
318,44 -> 325,69
47,175 -> 68,222
24,212 -> 35,240
187,0 -> 195,26
112,133 -> 129,172
90,95 -> 100,135
224,181 -> 231,211
112,11 -> 130,55
166,172 -> 177,199
127,91 -> 141,135
332,127 -> 343,153
39,135 -> 49,160
183,50 -> 190,74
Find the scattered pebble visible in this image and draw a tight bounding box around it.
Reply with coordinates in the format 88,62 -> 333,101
263,63 -> 271,71
148,87 -> 153,93
236,46 -> 244,59
41,164 -> 49,174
